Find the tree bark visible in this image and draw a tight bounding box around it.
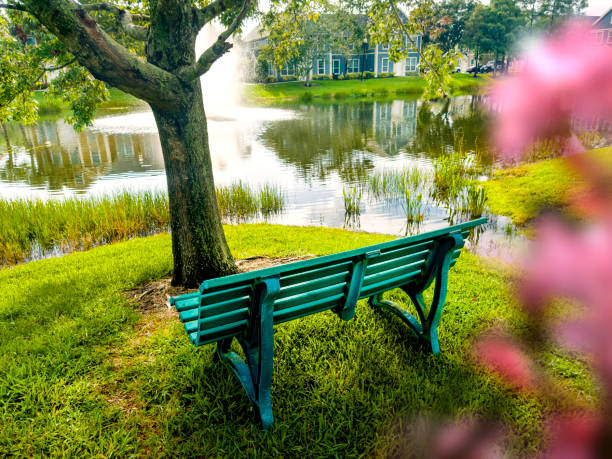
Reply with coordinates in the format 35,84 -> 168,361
152,79 -> 236,287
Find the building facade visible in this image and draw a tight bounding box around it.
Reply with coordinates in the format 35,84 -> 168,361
590,7 -> 612,45
245,27 -> 422,81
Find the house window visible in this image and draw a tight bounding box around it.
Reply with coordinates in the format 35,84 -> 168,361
405,57 -> 418,73
280,64 -> 295,76
608,30 -> 612,45
268,63 -> 275,77
332,59 -> 340,75
381,57 -> 389,73
381,44 -> 389,51
594,30 -> 605,43
347,58 -> 360,73
317,59 -> 325,75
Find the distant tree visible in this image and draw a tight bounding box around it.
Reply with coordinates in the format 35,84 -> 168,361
261,4 -> 342,86
433,0 -> 477,53
490,0 -> 526,73
539,0 -> 587,28
462,4 -> 501,72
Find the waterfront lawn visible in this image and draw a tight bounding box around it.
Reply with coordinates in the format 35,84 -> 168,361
35,87 -> 147,116
0,225 -> 592,457
482,146 -> 612,226
244,74 -> 489,102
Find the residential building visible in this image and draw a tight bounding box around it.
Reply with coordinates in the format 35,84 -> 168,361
589,7 -> 612,45
244,24 -> 422,81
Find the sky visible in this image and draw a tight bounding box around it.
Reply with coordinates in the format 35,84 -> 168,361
585,0 -> 610,16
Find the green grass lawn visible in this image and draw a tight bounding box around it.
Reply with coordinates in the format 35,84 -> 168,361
482,146 -> 612,226
35,87 -> 147,116
243,74 -> 490,102
0,224 -> 593,457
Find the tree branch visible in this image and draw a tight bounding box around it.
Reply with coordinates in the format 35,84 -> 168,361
43,57 -> 77,72
181,0 -> 250,81
20,0 -> 181,111
387,0 -> 448,98
82,2 -> 148,41
195,0 -> 243,28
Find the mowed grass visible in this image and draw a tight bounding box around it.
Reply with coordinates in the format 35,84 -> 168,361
0,225 -> 594,456
482,146 -> 612,225
244,74 -> 489,103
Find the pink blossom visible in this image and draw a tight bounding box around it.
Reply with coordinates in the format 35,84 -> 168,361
490,23 -> 612,161
520,216 -> 612,310
473,334 -> 535,392
541,414 -> 601,459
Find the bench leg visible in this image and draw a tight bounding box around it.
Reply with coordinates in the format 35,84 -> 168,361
368,234 -> 462,355
214,277 -> 279,430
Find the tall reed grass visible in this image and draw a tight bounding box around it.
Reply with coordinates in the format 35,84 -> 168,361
342,186 -> 362,216
368,168 -> 429,199
0,183 -> 285,266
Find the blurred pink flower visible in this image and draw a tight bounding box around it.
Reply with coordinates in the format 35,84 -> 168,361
490,23 -> 612,160
541,414 -> 601,459
473,334 -> 536,392
521,216 -> 612,310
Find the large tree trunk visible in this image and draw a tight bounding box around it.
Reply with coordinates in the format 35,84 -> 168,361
152,78 -> 237,287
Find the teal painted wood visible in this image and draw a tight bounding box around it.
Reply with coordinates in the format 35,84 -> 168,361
169,217 -> 487,429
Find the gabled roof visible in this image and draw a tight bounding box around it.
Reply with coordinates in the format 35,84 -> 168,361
593,6 -> 612,26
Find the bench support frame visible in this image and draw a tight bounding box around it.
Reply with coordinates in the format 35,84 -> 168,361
214,276 -> 280,430
368,234 -> 464,354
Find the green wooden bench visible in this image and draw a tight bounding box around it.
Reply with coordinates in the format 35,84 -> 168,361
170,218 -> 486,429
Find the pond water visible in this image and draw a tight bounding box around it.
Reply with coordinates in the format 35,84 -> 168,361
0,95 -> 518,258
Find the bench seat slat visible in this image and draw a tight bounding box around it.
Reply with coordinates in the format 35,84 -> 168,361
200,296 -> 251,319
197,321 -> 249,346
274,282 -> 347,312
274,293 -> 345,323
279,271 -> 350,299
359,268 -> 423,298
365,250 -> 430,277
173,294 -> 200,312
202,284 -> 253,306
363,260 -> 426,287
372,240 -> 433,265
199,308 -> 250,332
280,260 -> 352,288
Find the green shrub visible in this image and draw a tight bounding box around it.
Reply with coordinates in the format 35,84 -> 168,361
345,73 -> 359,80
299,91 -> 313,102
389,72 -> 395,77
379,72 -> 388,78
337,74 -> 345,80
281,76 -> 296,82
265,76 -> 277,83
364,71 -> 375,79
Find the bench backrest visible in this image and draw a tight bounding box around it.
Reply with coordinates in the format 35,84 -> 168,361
170,218 -> 486,346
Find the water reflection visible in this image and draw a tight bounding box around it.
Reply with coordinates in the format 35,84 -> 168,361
0,96 -> 506,249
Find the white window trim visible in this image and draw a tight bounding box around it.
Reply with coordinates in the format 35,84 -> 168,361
381,57 -> 389,73
268,63 -> 275,77
347,58 -> 360,73
317,59 -> 325,75
280,64 -> 295,77
405,57 -> 418,73
595,30 -> 605,43
608,30 -> 612,44
332,58 -> 340,75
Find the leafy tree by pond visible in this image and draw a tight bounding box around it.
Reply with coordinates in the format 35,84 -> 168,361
0,0 -> 266,286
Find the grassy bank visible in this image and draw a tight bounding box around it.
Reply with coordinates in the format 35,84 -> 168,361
482,147 -> 612,226
0,184 -> 284,266
0,224 -> 593,456
35,87 -> 147,116
244,74 -> 489,103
